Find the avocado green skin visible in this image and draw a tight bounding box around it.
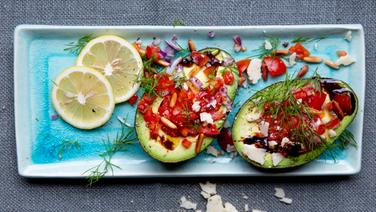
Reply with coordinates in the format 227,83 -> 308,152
135,48 -> 238,163
232,78 -> 358,169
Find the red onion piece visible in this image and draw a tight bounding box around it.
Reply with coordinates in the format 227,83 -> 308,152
51,114 -> 58,120
233,35 -> 242,46
152,38 -> 161,46
172,34 -> 178,41
223,57 -> 234,66
166,57 -> 182,74
165,40 -> 181,51
208,31 -> 215,38
190,77 -> 203,90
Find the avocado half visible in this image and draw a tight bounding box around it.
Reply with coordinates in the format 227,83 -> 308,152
135,48 -> 238,163
232,78 -> 358,169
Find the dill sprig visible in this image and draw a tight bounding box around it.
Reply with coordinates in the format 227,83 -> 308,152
251,73 -> 324,150
139,75 -> 159,97
64,34 -> 93,55
248,37 -> 281,59
336,129 -> 357,149
57,140 -> 81,160
84,123 -> 137,186
172,18 -> 185,27
291,36 -> 326,44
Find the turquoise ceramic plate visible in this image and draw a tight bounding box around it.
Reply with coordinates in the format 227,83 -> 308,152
14,25 -> 365,177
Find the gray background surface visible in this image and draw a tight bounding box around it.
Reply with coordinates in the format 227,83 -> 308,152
1,0 -> 375,211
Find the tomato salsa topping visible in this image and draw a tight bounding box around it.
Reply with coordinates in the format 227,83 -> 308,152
242,77 -> 356,157
138,49 -> 237,148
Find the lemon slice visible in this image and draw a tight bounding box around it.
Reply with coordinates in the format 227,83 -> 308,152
51,66 -> 115,130
76,35 -> 143,103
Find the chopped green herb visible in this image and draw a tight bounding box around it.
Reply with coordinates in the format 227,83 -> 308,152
64,34 -> 93,55
248,37 -> 281,59
57,140 -> 81,160
172,19 -> 185,27
291,36 -> 326,44
84,123 -> 137,186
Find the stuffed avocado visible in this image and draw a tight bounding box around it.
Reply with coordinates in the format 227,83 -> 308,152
232,77 -> 358,169
136,48 -> 239,163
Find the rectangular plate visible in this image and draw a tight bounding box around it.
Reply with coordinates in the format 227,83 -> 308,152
15,24 -> 365,178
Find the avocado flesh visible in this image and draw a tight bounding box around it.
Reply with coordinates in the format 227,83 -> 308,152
135,48 -> 238,163
232,78 -> 358,169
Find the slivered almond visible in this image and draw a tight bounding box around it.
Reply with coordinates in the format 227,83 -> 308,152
188,39 -> 196,52
297,65 -> 309,78
336,50 -> 347,57
156,59 -> 170,67
160,117 -> 177,129
273,49 -> 289,55
303,56 -> 322,63
324,59 -> 339,69
195,133 -> 205,154
170,92 -> 177,107
241,46 -> 247,52
187,81 -> 199,94
188,66 -> 200,78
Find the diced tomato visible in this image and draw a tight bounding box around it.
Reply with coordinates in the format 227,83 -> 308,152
203,66 -> 217,78
191,52 -> 210,67
325,101 -> 334,111
287,116 -> 299,128
263,56 -> 287,77
315,124 -> 326,135
236,59 -> 250,76
182,139 -> 192,149
198,124 -> 220,136
326,118 -> 340,129
217,128 -> 233,151
211,110 -> 226,121
288,43 -> 310,59
156,74 -> 176,96
161,125 -> 180,137
333,92 -> 352,114
307,92 -> 327,110
145,45 -> 161,61
180,127 -> 196,137
293,90 -> 308,100
143,108 -> 159,123
137,95 -> 154,113
128,95 -> 138,105
261,62 -> 268,81
223,70 -> 234,85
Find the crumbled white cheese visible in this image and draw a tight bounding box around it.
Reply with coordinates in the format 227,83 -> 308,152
192,101 -> 201,112
224,202 -> 238,212
180,196 -> 197,210
206,146 -> 221,157
271,153 -> 285,166
246,58 -> 262,84
243,144 -> 267,165
328,129 -> 337,138
246,112 -> 261,122
296,98 -> 303,104
200,112 -> 214,124
264,40 -> 272,50
259,121 -> 270,137
201,191 -> 212,199
182,82 -> 189,90
199,181 -> 217,196
344,30 -> 352,42
281,137 -> 290,147
314,42 -> 319,50
207,99 -> 217,108
280,197 -> 293,205
206,195 -> 224,212
335,55 -> 356,66
274,187 -> 285,199
289,52 -> 297,67
244,204 -> 249,212
242,193 -> 249,199
226,144 -> 236,153
268,140 -> 278,148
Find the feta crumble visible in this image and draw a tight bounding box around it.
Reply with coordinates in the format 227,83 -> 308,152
344,30 -> 352,42
246,112 -> 261,122
328,129 -> 337,138
206,146 -> 221,157
180,196 -> 197,210
200,112 -> 214,124
281,137 -> 290,147
271,153 -> 285,166
264,40 -> 272,50
274,187 -> 285,199
192,101 -> 201,112
199,181 -> 217,196
335,55 -> 356,66
259,121 -> 270,137
288,52 -> 297,67
243,144 -> 267,165
247,58 -> 262,84
280,197 -> 293,205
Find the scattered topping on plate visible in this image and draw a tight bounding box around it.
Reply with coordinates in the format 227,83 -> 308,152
247,58 -> 262,84
335,54 -> 356,66
180,196 -> 198,210
208,31 -> 216,38
344,30 -> 352,42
